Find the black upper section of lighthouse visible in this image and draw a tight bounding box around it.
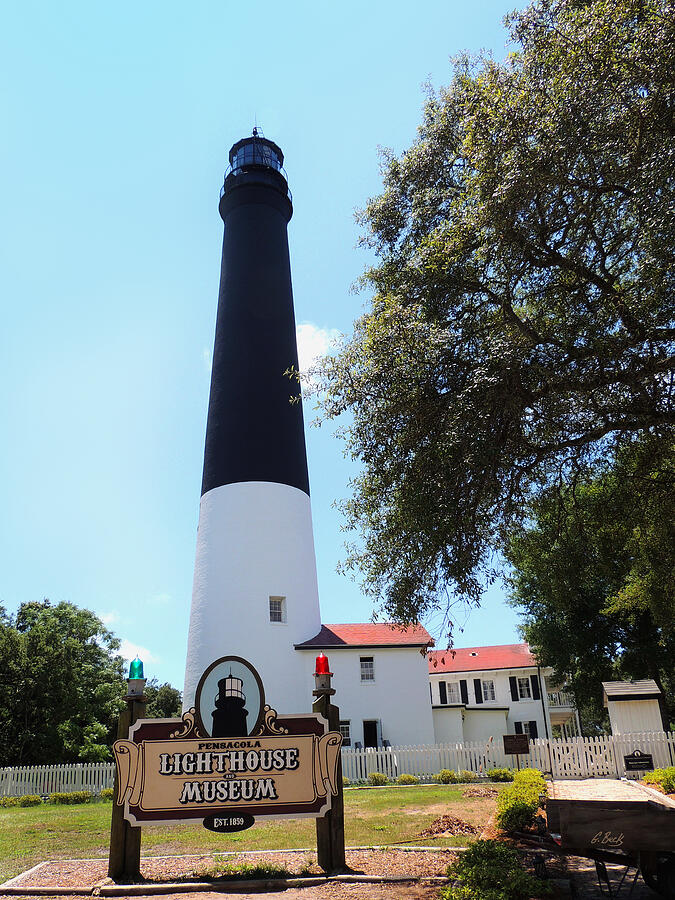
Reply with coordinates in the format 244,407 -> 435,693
201,133 -> 310,497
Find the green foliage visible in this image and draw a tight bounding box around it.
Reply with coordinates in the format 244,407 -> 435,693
367,772 -> 389,786
458,770 -> 480,783
435,769 -> 459,784
311,0 -> 675,627
442,839 -> 550,900
487,768 -> 513,782
48,790 -> 92,805
496,769 -> 546,833
0,796 -> 20,808
644,767 -> 675,794
396,773 -> 420,785
198,861 -> 292,881
145,679 -> 182,719
507,438 -> 675,730
98,788 -> 114,801
0,600 -> 126,765
18,795 -> 42,807
342,777 -> 351,787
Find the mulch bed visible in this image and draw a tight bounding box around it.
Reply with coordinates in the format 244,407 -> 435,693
7,849 -> 458,890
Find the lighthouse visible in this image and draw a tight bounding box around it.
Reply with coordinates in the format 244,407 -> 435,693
183,132 -> 322,715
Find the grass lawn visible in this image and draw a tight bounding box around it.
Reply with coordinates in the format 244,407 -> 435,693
0,784 -> 500,884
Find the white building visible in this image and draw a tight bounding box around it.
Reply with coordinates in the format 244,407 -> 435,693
295,623 -> 436,748
603,680 -> 664,734
428,643 -> 580,744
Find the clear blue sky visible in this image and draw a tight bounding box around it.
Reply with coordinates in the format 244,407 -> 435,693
1,0 -> 525,689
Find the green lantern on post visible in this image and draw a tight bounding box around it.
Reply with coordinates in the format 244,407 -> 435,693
127,656 -> 146,698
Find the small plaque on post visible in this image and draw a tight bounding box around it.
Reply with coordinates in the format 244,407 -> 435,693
503,734 -> 530,755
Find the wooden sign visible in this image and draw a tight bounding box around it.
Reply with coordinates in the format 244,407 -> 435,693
623,750 -> 654,772
503,733 -> 530,755
112,656 -> 342,827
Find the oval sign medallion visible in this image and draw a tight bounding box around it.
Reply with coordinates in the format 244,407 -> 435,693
203,813 -> 255,833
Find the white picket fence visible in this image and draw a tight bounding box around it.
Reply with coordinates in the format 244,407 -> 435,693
0,762 -> 115,798
1,732 -> 673,797
341,731 -> 675,783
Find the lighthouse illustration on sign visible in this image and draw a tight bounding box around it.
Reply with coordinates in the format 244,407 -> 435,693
183,132 -> 322,714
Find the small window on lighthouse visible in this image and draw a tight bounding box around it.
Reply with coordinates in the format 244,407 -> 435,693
269,596 -> 286,623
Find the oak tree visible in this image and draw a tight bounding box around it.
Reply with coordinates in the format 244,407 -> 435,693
315,0 -> 675,627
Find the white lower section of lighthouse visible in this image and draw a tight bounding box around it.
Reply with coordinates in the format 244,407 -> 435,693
183,481 -> 322,717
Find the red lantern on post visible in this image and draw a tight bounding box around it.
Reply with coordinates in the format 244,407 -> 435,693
314,653 -> 334,695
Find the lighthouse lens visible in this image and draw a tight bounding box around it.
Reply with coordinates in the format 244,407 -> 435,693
232,142 -> 282,173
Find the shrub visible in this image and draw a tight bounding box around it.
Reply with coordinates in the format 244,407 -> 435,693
49,790 -> 93,805
19,794 -> 42,807
367,772 -> 389,786
341,777 -> 351,787
99,788 -> 115,801
488,768 -> 514,782
435,769 -> 458,784
644,767 -> 675,794
397,773 -> 420,785
441,839 -> 550,900
0,796 -> 20,808
496,768 -> 546,833
458,770 -> 480,783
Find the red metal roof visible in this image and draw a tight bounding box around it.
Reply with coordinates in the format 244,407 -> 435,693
428,642 -> 537,673
295,623 -> 433,649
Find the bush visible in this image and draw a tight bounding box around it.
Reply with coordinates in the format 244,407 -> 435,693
99,788 -> 115,801
435,769 -> 458,784
19,794 -> 42,807
341,777 -> 351,787
0,796 -> 20,808
458,770 -> 480,783
441,839 -> 550,900
496,768 -> 546,833
488,768 -> 514,782
644,767 -> 675,794
49,790 -> 93,805
367,772 -> 389,786
397,773 -> 420,785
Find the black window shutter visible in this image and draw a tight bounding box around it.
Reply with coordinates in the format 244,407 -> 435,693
514,721 -> 523,734
530,674 -> 541,700
439,682 -> 448,705
509,676 -> 519,701
529,721 -> 538,738
459,679 -> 468,704
474,678 -> 483,704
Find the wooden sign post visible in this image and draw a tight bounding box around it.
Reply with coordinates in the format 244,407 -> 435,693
108,679 -> 146,881
313,653 -> 345,873
503,733 -> 530,771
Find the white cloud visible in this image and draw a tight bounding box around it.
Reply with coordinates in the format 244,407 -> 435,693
120,639 -> 160,665
295,323 -> 340,375
148,592 -> 172,607
202,347 -> 212,372
100,611 -> 119,626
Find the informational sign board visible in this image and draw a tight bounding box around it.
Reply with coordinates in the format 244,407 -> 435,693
112,656 -> 342,827
503,733 -> 530,755
623,750 -> 654,772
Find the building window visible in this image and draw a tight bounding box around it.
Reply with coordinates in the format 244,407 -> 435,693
446,682 -> 460,703
360,656 -> 374,682
482,679 -> 496,701
517,676 -> 532,699
339,721 -> 351,747
439,681 -> 447,704
269,596 -> 286,623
